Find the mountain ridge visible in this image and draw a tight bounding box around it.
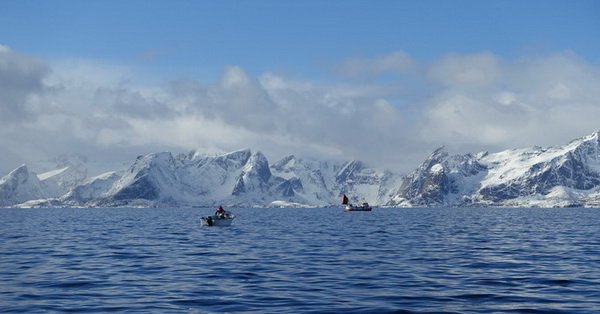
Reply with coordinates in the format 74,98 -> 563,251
387,131 -> 600,207
3,131 -> 600,208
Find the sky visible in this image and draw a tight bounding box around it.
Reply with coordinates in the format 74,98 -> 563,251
1,0 -> 600,175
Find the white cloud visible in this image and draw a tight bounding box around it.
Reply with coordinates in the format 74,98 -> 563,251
1,46 -> 600,175
0,46 -> 50,123
428,52 -> 500,87
422,52 -> 600,150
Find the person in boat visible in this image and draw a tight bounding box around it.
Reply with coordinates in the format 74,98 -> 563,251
342,194 -> 352,207
215,205 -> 226,219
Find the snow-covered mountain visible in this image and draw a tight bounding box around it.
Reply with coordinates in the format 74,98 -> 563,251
270,155 -> 343,206
3,131 -> 600,208
333,160 -> 402,206
61,171 -> 123,205
39,149 -> 398,208
0,164 -> 85,207
34,154 -> 88,193
0,165 -> 48,206
387,131 -> 600,207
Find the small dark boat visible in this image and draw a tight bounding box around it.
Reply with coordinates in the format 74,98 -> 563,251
201,206 -> 235,226
342,194 -> 372,211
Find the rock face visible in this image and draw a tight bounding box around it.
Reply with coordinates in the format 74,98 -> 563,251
388,147 -> 487,206
232,151 -> 273,196
387,131 -> 600,207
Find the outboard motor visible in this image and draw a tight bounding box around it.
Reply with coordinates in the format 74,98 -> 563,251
206,216 -> 214,226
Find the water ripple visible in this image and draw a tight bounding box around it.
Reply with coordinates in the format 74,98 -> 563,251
1,207 -> 600,313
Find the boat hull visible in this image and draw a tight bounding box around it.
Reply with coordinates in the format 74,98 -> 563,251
344,206 -> 372,212
201,215 -> 235,226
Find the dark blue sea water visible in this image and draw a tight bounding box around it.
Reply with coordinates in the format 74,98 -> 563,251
1,207 -> 600,313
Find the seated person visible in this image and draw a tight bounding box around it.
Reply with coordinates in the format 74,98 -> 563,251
215,205 -> 226,218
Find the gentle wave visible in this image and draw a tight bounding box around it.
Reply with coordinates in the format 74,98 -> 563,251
1,207 -> 600,313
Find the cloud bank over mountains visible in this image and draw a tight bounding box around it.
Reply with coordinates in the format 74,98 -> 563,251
1,44 -> 599,175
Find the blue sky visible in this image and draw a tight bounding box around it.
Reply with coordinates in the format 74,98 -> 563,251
2,1 -> 598,80
1,1 -> 600,174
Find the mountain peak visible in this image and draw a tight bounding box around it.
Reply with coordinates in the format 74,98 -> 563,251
586,130 -> 600,142
231,151 -> 273,196
567,130 -> 600,147
12,163 -> 29,173
6,130 -> 600,208
138,152 -> 174,167
428,146 -> 448,159
0,164 -> 46,207
271,155 -> 297,171
4,164 -> 30,183
221,149 -> 252,162
244,151 -> 271,178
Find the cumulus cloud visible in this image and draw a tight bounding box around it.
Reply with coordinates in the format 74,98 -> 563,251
422,51 -> 600,149
428,52 -> 500,87
93,86 -> 174,119
0,45 -> 50,123
166,66 -> 412,165
1,45 -> 600,175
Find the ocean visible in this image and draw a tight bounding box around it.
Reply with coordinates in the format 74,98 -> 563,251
1,207 -> 600,313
